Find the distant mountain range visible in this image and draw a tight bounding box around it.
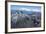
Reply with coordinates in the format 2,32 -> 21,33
11,10 -> 41,15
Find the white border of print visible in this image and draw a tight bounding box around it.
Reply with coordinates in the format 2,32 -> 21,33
7,2 -> 44,32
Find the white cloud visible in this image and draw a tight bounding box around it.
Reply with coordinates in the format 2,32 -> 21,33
16,8 -> 40,12
16,8 -> 31,11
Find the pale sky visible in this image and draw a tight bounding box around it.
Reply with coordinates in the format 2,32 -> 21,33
11,5 -> 41,12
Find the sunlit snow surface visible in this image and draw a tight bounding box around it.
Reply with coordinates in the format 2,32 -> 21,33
11,5 -> 41,28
